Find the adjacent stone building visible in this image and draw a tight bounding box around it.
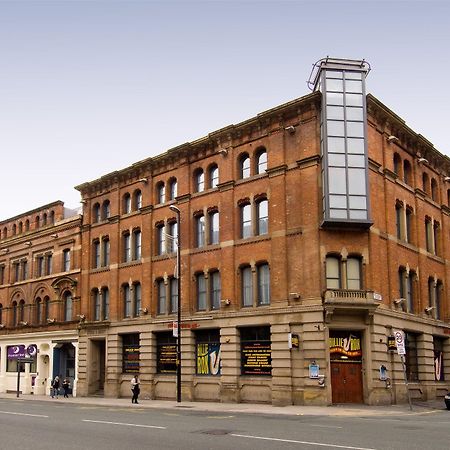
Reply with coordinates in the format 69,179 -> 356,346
1,58 -> 450,405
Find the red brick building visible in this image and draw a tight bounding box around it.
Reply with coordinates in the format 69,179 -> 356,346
0,202 -> 82,395
2,58 -> 450,405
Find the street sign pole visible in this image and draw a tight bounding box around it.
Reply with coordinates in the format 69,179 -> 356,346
394,330 -> 412,411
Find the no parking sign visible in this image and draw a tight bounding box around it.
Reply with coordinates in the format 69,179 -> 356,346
394,330 -> 406,355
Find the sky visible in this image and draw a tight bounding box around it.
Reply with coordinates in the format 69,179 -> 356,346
1,0 -> 449,220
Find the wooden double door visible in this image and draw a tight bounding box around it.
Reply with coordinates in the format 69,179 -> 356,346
330,361 -> 363,403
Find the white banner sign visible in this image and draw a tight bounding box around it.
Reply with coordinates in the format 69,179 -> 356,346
393,329 -> 406,355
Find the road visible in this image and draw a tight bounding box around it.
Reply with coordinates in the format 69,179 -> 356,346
0,398 -> 449,450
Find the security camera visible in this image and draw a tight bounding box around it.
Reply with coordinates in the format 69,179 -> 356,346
139,307 -> 148,315
77,314 -> 86,322
218,148 -> 228,156
424,306 -> 435,314
19,321 -> 28,326
417,157 -> 428,164
393,298 -> 405,305
138,178 -> 148,183
47,318 -> 56,324
444,177 -> 450,182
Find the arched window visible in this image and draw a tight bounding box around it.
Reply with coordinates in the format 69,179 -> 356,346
93,240 -> 101,268
133,229 -> 142,260
241,203 -> 252,238
156,182 -> 165,204
326,256 -> 341,289
346,257 -> 362,290
208,211 -> 219,245
93,289 -> 101,321
133,282 -> 141,317
194,169 -> 205,193
195,215 -> 205,248
12,301 -> 18,326
93,203 -> 101,223
43,296 -> 50,322
241,266 -> 253,307
18,300 -> 25,323
64,292 -> 73,322
256,148 -> 267,174
256,199 -> 268,235
123,232 -> 131,262
43,213 -> 47,226
168,178 -> 178,200
102,200 -> 110,220
102,237 -> 110,266
239,154 -> 251,179
50,211 -> 55,224
167,221 -> 178,253
35,297 -> 42,324
12,224 -> 16,235
18,222 -> 23,234
62,249 -> 71,272
123,284 -> 131,318
208,165 -> 219,189
35,216 -> 40,229
123,193 -> 131,214
102,287 -> 110,320
156,223 -> 166,255
257,263 -> 270,305
25,220 -> 30,232
156,279 -> 166,315
2,227 -> 7,239
133,189 -> 142,210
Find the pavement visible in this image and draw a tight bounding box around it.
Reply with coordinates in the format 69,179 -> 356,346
0,392 -> 447,417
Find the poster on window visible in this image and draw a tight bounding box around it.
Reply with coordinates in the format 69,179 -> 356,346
434,350 -> 444,381
196,343 -> 221,375
157,344 -> 177,373
123,345 -> 140,373
241,342 -> 272,375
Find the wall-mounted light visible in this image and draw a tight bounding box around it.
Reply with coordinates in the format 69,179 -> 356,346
393,298 -> 406,305
285,125 -> 296,134
387,135 -> 399,143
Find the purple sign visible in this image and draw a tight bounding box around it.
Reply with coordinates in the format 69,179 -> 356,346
7,344 -> 37,359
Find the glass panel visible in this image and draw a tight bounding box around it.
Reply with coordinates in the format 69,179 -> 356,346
348,168 -> 366,195
345,80 -> 363,93
326,257 -> 340,289
197,275 -> 206,310
346,107 -> 364,121
328,153 -> 346,167
349,210 -> 368,219
326,106 -> 344,120
326,79 -> 344,92
326,92 -> 344,105
329,195 -> 347,208
242,267 -> 253,307
328,137 -> 346,153
242,204 -> 252,238
345,93 -> 363,106
349,196 -> 366,209
347,138 -> 365,154
330,209 -> 348,219
345,71 -> 362,80
347,154 -> 365,167
257,264 -> 270,305
327,120 -> 345,136
328,167 -> 347,194
326,70 -> 343,79
346,121 -> 364,137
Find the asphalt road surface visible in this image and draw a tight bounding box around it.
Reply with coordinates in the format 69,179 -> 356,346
0,399 -> 449,450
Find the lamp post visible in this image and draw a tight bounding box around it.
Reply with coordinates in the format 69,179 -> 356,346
169,204 -> 182,403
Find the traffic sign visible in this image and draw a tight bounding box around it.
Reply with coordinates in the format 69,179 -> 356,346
393,330 -> 406,355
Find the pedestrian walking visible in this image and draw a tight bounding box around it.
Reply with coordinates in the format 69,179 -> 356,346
51,375 -> 60,398
130,374 -> 140,404
62,378 -> 70,398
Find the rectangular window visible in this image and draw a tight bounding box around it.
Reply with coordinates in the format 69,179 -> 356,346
93,242 -> 100,268
240,326 -> 272,376
197,274 -> 207,311
124,285 -> 131,318
326,257 -> 340,289
346,258 -> 361,290
241,267 -> 253,307
210,271 -> 221,310
102,239 -> 110,266
0,265 -> 5,284
156,332 -> 177,374
157,279 -> 166,315
134,230 -> 142,260
195,329 -> 221,375
134,283 -> 141,317
196,216 -> 205,248
241,204 -> 252,238
170,278 -> 178,314
94,291 -> 101,321
257,264 -> 270,305
63,249 -> 71,271
123,234 -> 131,262
46,255 -> 52,275
122,333 -> 140,374
102,288 -> 110,320
209,212 -> 219,245
157,225 -> 165,255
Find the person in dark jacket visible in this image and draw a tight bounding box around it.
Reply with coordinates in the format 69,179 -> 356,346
130,375 -> 140,404
51,376 -> 60,398
62,378 -> 70,398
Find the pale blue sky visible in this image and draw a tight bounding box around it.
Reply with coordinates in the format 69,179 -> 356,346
1,0 -> 449,220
